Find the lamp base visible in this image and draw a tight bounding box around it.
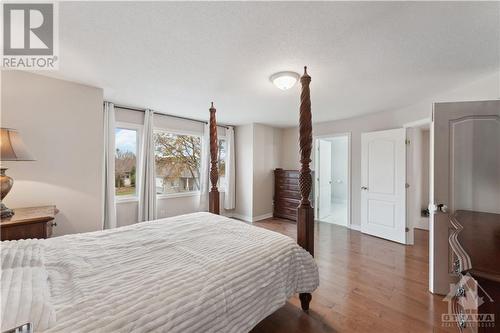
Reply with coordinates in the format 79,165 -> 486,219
1,202 -> 14,218
0,167 -> 14,219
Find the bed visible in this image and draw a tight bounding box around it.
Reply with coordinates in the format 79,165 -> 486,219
1,67 -> 317,332
1,213 -> 318,332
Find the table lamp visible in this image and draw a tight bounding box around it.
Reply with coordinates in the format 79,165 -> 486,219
0,128 -> 35,218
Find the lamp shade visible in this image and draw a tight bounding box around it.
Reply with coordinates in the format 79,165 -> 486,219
0,128 -> 35,161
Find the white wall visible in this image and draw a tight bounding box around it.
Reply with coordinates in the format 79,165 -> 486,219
1,71 -> 104,236
410,127 -> 430,231
252,124 -> 282,218
421,130 -> 430,212
234,123 -> 282,221
234,124 -> 253,220
281,71 -> 499,226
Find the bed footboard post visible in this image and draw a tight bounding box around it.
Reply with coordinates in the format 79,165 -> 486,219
297,67 -> 314,312
297,66 -> 314,258
299,293 -> 312,311
209,102 -> 220,214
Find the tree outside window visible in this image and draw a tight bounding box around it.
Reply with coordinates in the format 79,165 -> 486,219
218,138 -> 227,191
115,128 -> 138,196
154,132 -> 201,194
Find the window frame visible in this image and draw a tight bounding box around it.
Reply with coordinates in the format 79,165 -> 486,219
153,127 -> 203,199
114,122 -> 143,204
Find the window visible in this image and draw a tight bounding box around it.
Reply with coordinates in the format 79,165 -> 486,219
115,126 -> 140,198
154,131 -> 201,195
218,138 -> 227,191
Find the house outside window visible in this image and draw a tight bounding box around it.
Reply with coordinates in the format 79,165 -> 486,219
115,123 -> 142,200
218,137 -> 227,192
154,130 -> 201,196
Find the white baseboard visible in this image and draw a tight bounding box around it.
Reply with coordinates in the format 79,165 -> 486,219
414,217 -> 430,230
414,225 -> 430,231
349,224 -> 361,231
252,213 -> 273,222
229,212 -> 273,223
229,213 -> 250,222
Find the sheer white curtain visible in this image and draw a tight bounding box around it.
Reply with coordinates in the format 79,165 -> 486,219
199,123 -> 210,211
138,109 -> 157,221
224,126 -> 236,210
103,102 -> 117,229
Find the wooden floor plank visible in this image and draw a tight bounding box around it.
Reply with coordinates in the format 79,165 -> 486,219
250,218 -> 457,333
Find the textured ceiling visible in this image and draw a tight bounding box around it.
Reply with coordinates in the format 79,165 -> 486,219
43,2 -> 499,126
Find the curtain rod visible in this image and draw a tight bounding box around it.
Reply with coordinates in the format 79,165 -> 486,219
109,103 -> 230,129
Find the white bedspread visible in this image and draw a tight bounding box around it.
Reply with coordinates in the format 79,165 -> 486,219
1,212 -> 318,333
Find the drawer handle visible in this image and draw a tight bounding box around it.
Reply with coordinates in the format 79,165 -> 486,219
51,222 -> 57,227
455,286 -> 465,298
456,307 -> 468,329
458,316 -> 467,329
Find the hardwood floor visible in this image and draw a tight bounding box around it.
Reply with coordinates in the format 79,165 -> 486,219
250,218 -> 457,333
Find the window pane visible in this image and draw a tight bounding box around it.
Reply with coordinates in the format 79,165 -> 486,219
154,132 -> 201,194
115,128 -> 138,196
218,138 -> 227,191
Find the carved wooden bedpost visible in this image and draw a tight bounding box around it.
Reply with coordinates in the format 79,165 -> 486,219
209,102 -> 220,214
297,66 -> 314,311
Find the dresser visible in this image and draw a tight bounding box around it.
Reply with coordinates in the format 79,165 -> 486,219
448,210 -> 500,332
274,169 -> 314,221
0,205 -> 58,241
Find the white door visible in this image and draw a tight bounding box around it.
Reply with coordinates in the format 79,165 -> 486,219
361,128 -> 407,244
318,140 -> 332,219
430,100 -> 500,294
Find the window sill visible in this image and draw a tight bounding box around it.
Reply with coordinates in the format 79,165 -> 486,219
157,191 -> 200,199
115,197 -> 139,204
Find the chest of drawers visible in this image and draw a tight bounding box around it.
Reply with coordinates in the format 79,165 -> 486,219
274,169 -> 314,221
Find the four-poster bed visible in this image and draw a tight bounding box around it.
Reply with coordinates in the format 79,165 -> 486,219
1,69 -> 318,333
207,66 -> 315,310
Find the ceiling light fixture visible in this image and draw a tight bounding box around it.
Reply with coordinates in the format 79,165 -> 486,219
270,71 -> 300,90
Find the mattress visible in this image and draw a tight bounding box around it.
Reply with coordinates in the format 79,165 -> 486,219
1,212 -> 319,333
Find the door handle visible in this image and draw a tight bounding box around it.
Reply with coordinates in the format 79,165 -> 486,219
361,186 -> 368,190
437,204 -> 448,213
430,203 -> 448,213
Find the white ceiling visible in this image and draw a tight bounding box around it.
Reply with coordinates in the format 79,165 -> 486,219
44,2 -> 499,127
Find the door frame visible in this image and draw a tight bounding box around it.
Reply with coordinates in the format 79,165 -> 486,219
403,117 -> 432,246
313,132 -> 352,228
317,139 -> 332,220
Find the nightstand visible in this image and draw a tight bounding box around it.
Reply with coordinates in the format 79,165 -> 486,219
0,206 -> 58,241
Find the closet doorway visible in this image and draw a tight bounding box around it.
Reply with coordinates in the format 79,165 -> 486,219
315,134 -> 351,227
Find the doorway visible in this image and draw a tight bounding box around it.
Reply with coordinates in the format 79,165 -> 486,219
405,121 -> 431,245
315,134 -> 351,227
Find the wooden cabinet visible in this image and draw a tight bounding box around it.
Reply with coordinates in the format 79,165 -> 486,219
0,206 -> 58,241
273,169 -> 314,221
274,169 -> 300,221
449,210 -> 500,332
